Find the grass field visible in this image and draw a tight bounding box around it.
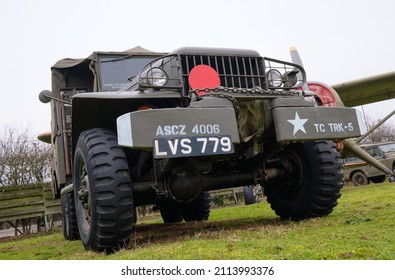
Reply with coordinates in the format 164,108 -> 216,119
0,182 -> 394,260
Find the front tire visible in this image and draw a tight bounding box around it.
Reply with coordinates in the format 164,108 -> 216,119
73,128 -> 134,253
264,141 -> 343,221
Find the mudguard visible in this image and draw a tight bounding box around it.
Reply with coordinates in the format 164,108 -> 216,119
272,106 -> 366,142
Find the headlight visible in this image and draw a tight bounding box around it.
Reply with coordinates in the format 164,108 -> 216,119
267,69 -> 283,87
146,67 -> 168,87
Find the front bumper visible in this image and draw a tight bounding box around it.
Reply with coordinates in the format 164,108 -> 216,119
117,107 -> 240,149
117,105 -> 366,153
272,106 -> 366,142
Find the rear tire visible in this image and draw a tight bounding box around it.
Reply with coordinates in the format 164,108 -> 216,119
159,192 -> 211,223
132,207 -> 138,224
73,128 -> 134,253
351,171 -> 369,186
264,141 -> 343,221
243,185 -> 258,205
61,192 -> 79,240
370,175 -> 386,184
181,192 -> 211,222
159,199 -> 183,223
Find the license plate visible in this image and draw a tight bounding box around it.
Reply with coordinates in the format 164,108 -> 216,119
153,136 -> 234,158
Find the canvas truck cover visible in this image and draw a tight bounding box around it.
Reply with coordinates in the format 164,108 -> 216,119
46,46 -> 167,194
50,46 -> 167,95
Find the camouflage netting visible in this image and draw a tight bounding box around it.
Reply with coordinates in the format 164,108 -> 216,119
237,100 -> 267,142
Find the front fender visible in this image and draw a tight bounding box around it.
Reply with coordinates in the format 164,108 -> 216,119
71,91 -> 181,150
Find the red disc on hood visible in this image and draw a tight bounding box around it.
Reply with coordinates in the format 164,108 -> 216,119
188,65 -> 221,96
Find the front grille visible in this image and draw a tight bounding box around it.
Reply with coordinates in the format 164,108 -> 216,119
180,55 -> 265,91
136,52 -> 306,94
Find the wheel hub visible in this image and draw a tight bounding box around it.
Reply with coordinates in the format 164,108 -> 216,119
278,150 -> 305,197
78,171 -> 91,223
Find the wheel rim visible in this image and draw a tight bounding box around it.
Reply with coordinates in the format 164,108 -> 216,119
354,174 -> 366,185
76,162 -> 92,236
278,150 -> 305,198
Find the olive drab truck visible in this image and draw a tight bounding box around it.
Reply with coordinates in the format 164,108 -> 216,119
343,141 -> 395,185
38,46 -> 393,253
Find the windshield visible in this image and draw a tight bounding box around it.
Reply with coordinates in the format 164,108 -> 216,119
344,156 -> 365,164
379,143 -> 395,153
98,55 -> 159,91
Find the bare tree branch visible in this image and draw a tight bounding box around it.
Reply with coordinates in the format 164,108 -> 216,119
0,127 -> 51,187
361,116 -> 395,144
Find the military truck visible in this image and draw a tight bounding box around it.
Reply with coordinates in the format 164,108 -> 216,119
343,141 -> 395,185
38,46 -> 385,253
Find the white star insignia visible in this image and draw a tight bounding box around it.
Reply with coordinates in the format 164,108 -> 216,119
287,112 -> 308,135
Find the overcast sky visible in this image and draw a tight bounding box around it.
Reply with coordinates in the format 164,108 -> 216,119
1,0 -> 394,135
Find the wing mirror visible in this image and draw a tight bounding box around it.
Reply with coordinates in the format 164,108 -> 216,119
39,90 -> 71,105
38,90 -> 54,103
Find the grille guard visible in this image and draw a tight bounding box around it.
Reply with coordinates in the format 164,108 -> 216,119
137,53 -> 307,93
